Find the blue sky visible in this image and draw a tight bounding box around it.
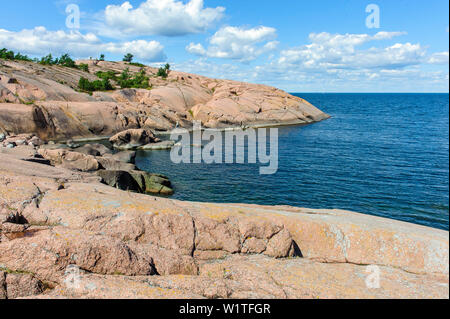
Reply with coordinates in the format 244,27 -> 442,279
0,0 -> 448,92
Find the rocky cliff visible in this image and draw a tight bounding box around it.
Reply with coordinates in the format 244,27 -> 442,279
0,59 -> 329,140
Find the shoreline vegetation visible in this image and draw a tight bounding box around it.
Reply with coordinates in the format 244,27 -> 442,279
0,50 -> 448,299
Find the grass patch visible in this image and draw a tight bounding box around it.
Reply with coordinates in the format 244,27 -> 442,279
0,266 -> 34,275
128,62 -> 146,68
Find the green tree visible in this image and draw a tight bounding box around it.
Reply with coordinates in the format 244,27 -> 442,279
123,53 -> 134,62
57,54 -> 76,68
0,49 -> 15,60
39,54 -> 55,65
99,54 -> 105,61
14,52 -> 32,61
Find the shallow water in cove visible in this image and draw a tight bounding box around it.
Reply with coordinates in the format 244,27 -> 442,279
136,93 -> 449,230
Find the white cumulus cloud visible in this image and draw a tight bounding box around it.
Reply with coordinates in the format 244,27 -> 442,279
427,51 -> 449,64
0,27 -> 166,62
101,0 -> 225,37
277,31 -> 421,69
186,26 -> 278,62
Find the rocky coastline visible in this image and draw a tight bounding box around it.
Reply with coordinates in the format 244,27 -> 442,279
0,58 -> 448,299
0,130 -> 448,299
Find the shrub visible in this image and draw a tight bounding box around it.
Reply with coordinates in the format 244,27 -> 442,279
14,52 -> 32,61
99,54 -> 105,61
0,49 -> 33,61
0,48 -> 15,60
117,68 -> 151,89
129,62 -> 146,68
157,63 -> 170,78
123,53 -> 134,62
96,70 -> 117,82
38,53 -> 77,69
78,63 -> 89,72
78,77 -> 113,92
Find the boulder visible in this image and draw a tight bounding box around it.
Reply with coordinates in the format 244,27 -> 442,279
28,136 -> 44,147
103,151 -> 136,164
109,129 -> 160,150
73,143 -> 112,157
97,170 -> 141,192
96,156 -> 136,171
130,171 -> 174,195
39,143 -> 70,150
138,140 -> 175,150
38,149 -> 100,172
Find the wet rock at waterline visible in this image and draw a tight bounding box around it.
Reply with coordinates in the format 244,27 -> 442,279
72,143 -> 113,157
109,129 -> 160,150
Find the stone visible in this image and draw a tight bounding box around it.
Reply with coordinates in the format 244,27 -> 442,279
0,133 -> 5,142
96,156 -> 137,171
14,139 -> 26,146
138,140 -> 175,150
38,149 -> 100,172
5,273 -> 44,299
109,129 -> 160,150
28,136 -> 43,147
104,151 -> 136,164
241,237 -> 267,254
264,228 -> 295,258
97,170 -> 141,192
195,217 -> 241,253
73,143 -> 112,156
39,143 -> 69,150
130,170 -> 174,195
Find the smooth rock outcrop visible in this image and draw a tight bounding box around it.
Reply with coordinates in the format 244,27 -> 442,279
72,143 -> 112,157
0,151 -> 448,299
109,129 -> 160,150
38,148 -> 100,172
0,59 -> 330,140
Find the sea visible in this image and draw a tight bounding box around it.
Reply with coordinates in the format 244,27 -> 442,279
135,93 -> 449,230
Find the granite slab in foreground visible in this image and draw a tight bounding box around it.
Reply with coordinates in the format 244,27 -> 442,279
0,151 -> 448,299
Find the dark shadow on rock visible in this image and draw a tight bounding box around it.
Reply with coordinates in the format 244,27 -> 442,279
291,241 -> 303,258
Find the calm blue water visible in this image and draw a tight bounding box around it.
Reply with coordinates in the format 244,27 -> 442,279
136,93 -> 449,230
